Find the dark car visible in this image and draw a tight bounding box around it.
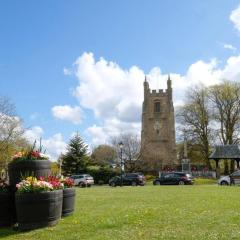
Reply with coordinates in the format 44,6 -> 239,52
109,173 -> 145,187
153,172 -> 194,185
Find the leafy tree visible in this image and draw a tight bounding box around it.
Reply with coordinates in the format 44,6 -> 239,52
61,133 -> 88,175
91,144 -> 117,166
177,81 -> 240,174
51,162 -> 60,176
208,81 -> 240,173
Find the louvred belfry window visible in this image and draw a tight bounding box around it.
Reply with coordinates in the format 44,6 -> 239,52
154,102 -> 160,113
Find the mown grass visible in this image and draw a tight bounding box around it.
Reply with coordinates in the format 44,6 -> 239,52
194,178 -> 217,185
1,185 -> 240,240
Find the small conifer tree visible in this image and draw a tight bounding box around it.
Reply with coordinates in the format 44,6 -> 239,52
61,133 -> 88,175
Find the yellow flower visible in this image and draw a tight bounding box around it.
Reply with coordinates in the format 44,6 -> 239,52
26,176 -> 37,183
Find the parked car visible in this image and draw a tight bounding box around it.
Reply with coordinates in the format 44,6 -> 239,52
218,170 -> 240,186
70,174 -> 94,187
153,172 -> 194,185
109,173 -> 145,187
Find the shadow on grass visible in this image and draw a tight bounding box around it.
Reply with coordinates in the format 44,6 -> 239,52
0,227 -> 18,238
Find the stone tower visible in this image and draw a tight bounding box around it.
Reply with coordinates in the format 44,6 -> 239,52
140,75 -> 177,171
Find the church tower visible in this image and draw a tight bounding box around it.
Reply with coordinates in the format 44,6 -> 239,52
140,76 -> 177,171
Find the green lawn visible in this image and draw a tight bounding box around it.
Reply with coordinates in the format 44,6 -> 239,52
1,185 -> 240,240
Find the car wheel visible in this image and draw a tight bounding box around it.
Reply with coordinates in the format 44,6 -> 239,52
131,181 -> 137,186
87,184 -> 91,187
154,181 -> 161,185
111,182 -> 116,187
220,181 -> 229,186
179,181 -> 185,185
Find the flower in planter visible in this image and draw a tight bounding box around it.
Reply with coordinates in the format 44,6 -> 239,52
39,176 -> 64,190
47,176 -> 64,190
12,140 -> 49,162
16,177 -> 53,194
61,177 -> 74,188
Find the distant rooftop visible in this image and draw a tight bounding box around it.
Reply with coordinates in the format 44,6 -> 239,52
209,145 -> 240,159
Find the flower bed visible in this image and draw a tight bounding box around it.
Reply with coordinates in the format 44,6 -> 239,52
61,177 -> 75,217
5,139 -> 77,231
15,177 -> 63,231
8,142 -> 51,190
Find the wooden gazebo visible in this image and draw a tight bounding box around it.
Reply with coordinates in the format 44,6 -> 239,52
209,145 -> 240,170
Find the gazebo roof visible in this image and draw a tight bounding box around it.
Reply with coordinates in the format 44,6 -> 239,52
209,145 -> 240,159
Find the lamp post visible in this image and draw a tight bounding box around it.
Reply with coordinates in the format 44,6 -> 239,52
119,141 -> 124,187
59,153 -> 63,177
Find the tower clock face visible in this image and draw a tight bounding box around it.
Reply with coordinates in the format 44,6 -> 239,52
153,121 -> 161,133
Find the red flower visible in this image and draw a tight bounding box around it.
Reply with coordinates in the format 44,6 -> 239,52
39,176 -> 45,181
63,178 -> 74,188
31,151 -> 40,158
47,176 -> 63,189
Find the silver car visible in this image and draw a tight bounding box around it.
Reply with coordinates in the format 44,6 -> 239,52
218,175 -> 231,185
218,170 -> 240,186
70,174 -> 94,187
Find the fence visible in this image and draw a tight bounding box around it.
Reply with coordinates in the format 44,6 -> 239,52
191,171 -> 216,178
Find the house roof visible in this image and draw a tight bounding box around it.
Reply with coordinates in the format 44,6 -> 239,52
209,145 -> 240,159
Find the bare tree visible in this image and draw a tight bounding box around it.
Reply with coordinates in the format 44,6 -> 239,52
0,97 -> 25,173
111,133 -> 141,172
177,85 -> 212,168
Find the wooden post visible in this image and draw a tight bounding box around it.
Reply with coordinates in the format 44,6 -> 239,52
236,159 -> 240,169
215,159 -> 220,178
215,159 -> 219,168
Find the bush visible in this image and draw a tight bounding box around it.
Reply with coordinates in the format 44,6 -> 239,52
98,180 -> 104,185
144,174 -> 156,181
86,166 -> 120,184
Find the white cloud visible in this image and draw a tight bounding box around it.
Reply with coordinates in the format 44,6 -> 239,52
185,59 -> 222,87
221,55 -> 240,80
42,134 -> 67,160
85,125 -> 108,146
63,68 -> 72,75
24,126 -> 43,142
73,52 -> 144,121
24,126 -> 67,161
230,5 -> 240,32
52,105 -> 83,124
85,120 -> 141,147
63,52 -> 240,146
223,44 -> 237,51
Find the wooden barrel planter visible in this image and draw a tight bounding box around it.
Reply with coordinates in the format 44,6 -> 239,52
15,189 -> 63,231
8,160 -> 51,189
0,192 -> 14,226
62,188 -> 76,217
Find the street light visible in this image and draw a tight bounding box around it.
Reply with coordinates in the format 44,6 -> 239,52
118,141 -> 124,187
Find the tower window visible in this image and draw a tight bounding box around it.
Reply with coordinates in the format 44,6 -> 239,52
154,102 -> 161,113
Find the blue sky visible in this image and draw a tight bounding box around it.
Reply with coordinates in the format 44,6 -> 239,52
1,1 -> 240,159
